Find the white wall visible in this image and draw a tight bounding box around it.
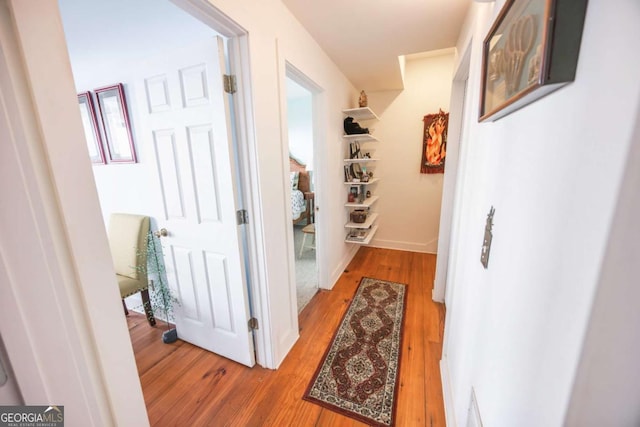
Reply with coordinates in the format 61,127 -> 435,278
367,53 -> 454,253
207,0 -> 360,333
0,335 -> 22,404
442,0 -> 640,426
564,105 -> 640,427
60,0 -> 218,229
2,1 -> 149,423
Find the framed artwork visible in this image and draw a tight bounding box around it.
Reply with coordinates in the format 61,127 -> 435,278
420,109 -> 449,174
479,0 -> 588,122
95,83 -> 137,163
350,163 -> 363,180
77,92 -> 105,164
344,165 -> 353,183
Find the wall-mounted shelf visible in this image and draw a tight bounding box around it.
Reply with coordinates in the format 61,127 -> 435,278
342,134 -> 379,143
343,105 -> 380,246
345,212 -> 378,229
343,158 -> 379,164
345,225 -> 379,245
342,107 -> 379,121
344,177 -> 379,186
345,195 -> 379,209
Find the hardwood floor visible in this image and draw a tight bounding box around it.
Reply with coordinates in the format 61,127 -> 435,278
126,247 -> 446,426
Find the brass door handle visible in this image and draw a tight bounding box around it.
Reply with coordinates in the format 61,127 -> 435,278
154,228 -> 168,238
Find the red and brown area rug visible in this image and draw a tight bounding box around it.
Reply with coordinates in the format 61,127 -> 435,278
303,277 -> 407,426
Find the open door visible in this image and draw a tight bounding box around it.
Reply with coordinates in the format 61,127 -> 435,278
137,36 -> 255,367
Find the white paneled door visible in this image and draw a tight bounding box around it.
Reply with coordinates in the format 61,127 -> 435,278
136,37 -> 255,367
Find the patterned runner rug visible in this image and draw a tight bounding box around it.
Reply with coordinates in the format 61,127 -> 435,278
303,277 -> 407,426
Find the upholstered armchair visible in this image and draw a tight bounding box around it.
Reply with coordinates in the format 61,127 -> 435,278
107,213 -> 155,326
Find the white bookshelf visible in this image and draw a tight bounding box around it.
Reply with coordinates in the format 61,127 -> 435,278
343,177 -> 380,186
343,158 -> 379,164
343,106 -> 380,245
345,225 -> 379,245
342,107 -> 379,121
345,213 -> 378,229
342,134 -> 379,143
344,195 -> 379,209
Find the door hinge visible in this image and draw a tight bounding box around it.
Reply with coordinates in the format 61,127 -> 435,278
223,74 -> 237,94
248,317 -> 259,330
236,209 -> 249,225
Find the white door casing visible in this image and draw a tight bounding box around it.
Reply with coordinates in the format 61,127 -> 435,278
137,37 -> 255,367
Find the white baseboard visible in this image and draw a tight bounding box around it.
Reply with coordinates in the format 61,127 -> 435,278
441,356 -> 457,427
369,237 -> 438,254
432,286 -> 445,303
326,244 -> 359,290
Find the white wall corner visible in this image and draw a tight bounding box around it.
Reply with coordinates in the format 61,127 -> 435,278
274,325 -> 299,369
432,285 -> 445,303
328,244 -> 359,290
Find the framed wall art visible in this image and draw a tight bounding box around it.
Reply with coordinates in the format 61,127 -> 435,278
77,92 -> 106,164
421,109 -> 449,174
95,83 -> 137,163
479,0 -> 588,122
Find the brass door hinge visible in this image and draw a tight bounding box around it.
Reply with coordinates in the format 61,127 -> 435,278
248,317 -> 259,330
223,74 -> 237,94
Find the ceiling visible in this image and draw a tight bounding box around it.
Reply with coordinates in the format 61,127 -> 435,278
59,0 -> 471,93
281,0 -> 472,91
58,0 -> 217,74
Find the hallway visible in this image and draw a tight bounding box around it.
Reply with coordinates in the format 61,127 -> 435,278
127,247 -> 446,426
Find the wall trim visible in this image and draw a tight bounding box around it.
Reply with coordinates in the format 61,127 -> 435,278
441,356 -> 457,427
370,238 -> 438,254
328,245 -> 359,290
433,38 -> 472,304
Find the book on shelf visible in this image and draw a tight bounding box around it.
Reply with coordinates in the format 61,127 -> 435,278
346,228 -> 369,241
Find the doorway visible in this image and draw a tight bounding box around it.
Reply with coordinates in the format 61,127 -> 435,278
285,75 -> 319,312
58,0 -> 264,367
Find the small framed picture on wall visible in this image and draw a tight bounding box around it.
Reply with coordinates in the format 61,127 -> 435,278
77,92 -> 106,164
95,83 -> 137,163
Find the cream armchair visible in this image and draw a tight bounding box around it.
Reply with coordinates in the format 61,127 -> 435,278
107,213 -> 155,326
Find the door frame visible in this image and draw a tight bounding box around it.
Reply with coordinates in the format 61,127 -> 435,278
433,41 -> 472,303
280,61 -> 326,313
171,0 -> 272,368
438,38 -> 473,427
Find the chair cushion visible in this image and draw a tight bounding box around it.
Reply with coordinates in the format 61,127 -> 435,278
117,274 -> 148,298
108,214 -> 149,280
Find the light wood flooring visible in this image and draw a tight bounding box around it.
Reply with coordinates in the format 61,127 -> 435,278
126,247 -> 446,426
